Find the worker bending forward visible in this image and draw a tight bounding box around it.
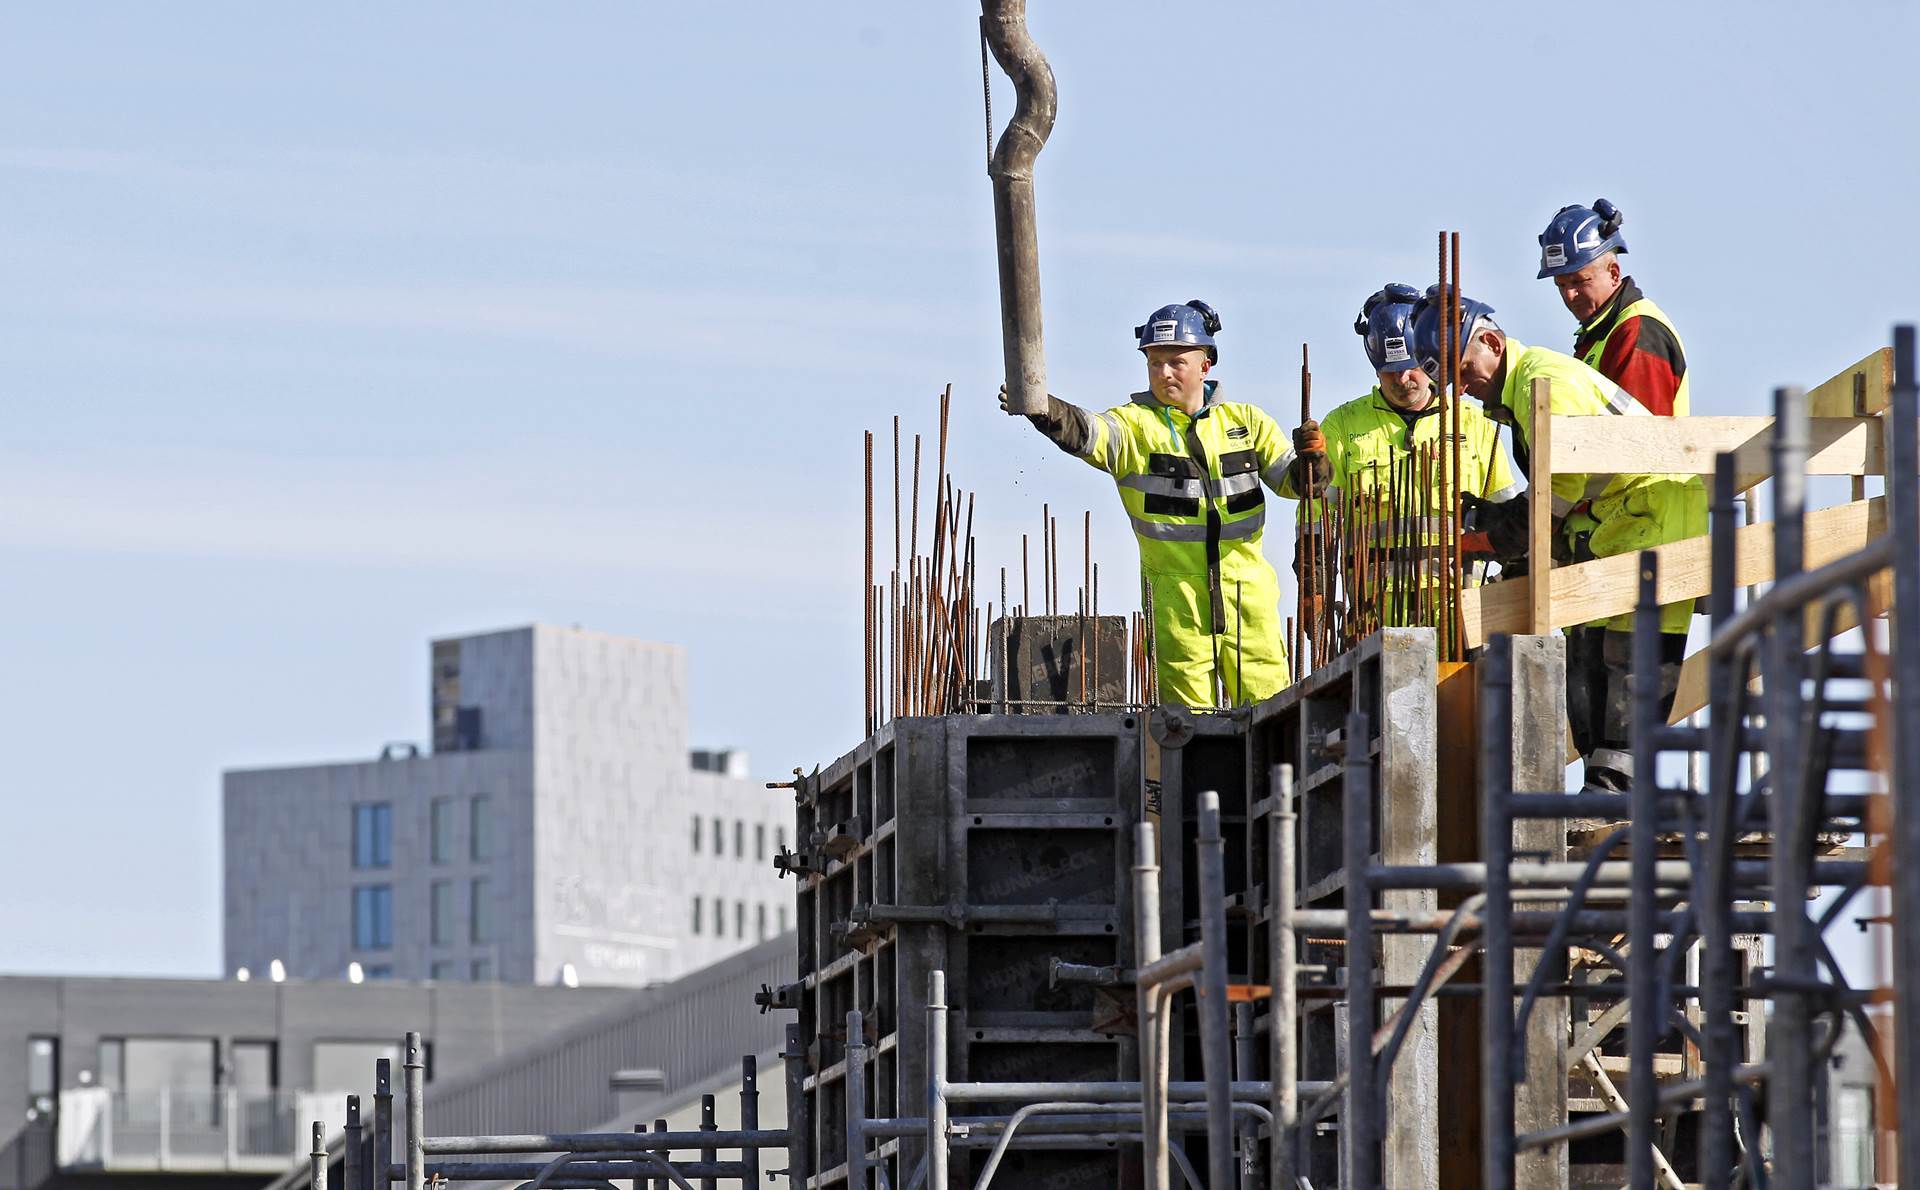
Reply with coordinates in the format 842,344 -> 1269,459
1283,284 -> 1518,627
1002,300 -> 1291,708
1410,289 -> 1703,792
1537,199 -> 1705,769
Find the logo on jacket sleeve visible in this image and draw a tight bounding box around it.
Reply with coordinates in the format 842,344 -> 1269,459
1226,426 -> 1249,440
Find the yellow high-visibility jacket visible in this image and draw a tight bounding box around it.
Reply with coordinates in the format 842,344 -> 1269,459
1493,339 -> 1706,632
1065,381 -> 1292,707
1279,388 -> 1518,627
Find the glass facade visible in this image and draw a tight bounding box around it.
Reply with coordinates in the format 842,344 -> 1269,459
352,803 -> 392,869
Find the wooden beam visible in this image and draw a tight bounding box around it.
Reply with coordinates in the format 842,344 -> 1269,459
1463,496 -> 1887,647
1664,569 -> 1894,724
1806,346 -> 1893,418
1528,377 -> 1553,634
1551,415 -> 1885,482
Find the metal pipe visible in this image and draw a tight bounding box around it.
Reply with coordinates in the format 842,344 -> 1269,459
1343,711 -> 1381,1188
1627,560 -> 1662,1189
1132,819 -> 1170,1190
697,1096 -> 716,1190
1270,765 -> 1299,1190
402,1034 -> 425,1190
927,972 -> 949,1190
739,1057 -> 759,1186
938,1081 -> 1279,1105
846,1012 -> 868,1190
1194,792 -> 1235,1190
1766,383 -> 1816,1186
1364,857 -> 1857,889
1700,449 -> 1742,1190
782,1024 -> 810,1190
1232,1002 -> 1254,1190
422,1133 -> 788,1156
372,1059 -> 391,1190
649,1118 -> 667,1190
979,0 -> 1056,415
1886,324 -> 1920,1185
1480,635 -> 1516,1190
344,1096 -> 362,1190
312,1122 -> 329,1190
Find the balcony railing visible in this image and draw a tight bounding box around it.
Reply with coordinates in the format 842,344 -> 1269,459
56,1088 -> 334,1173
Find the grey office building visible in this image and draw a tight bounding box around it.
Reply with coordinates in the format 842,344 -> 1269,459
223,625 -> 790,988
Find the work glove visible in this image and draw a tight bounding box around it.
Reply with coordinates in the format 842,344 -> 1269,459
1460,493 -> 1529,567
1288,419 -> 1332,497
1002,386 -> 1090,455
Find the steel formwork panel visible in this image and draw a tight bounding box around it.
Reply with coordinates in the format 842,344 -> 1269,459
786,713 -> 1145,1188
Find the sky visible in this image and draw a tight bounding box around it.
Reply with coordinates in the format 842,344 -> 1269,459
3,2 -> 1916,977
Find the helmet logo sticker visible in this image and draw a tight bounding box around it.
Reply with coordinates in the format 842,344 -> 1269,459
1151,320 -> 1179,343
1382,336 -> 1410,363
1543,244 -> 1567,267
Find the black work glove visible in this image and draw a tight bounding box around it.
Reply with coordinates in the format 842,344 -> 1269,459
1460,493 -> 1529,567
1001,386 -> 1089,455
1289,419 -> 1332,497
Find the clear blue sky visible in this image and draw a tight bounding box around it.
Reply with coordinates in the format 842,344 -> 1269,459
3,2 -> 1915,976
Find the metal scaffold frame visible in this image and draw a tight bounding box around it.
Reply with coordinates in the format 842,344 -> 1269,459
310,326 -> 1918,1190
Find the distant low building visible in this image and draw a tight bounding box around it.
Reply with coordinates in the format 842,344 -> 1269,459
223,625 -> 790,989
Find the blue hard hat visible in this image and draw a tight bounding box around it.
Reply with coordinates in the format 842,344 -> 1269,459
1135,299 -> 1221,362
1409,285 -> 1499,382
1353,283 -> 1424,374
1537,199 -> 1627,279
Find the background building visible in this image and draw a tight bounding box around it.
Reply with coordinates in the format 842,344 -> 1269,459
223,625 -> 790,989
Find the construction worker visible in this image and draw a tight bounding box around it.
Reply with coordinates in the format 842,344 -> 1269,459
1282,284 -> 1519,629
1409,289 -> 1705,791
1536,201 -> 1704,783
1001,299 -> 1291,708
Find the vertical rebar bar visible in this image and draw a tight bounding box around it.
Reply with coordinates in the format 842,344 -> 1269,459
1481,635 -> 1516,1190
401,1034 -> 422,1190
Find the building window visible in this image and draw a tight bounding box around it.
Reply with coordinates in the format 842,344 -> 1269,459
692,898 -> 702,934
430,798 -> 455,865
429,959 -> 460,982
713,897 -> 726,937
777,906 -> 788,933
469,878 -> 492,944
470,956 -> 493,982
353,885 -> 393,950
353,803 -> 392,869
756,904 -> 768,940
776,826 -> 787,852
231,1041 -> 276,1092
735,901 -> 745,938
691,817 -> 701,854
363,965 -> 394,980
733,821 -> 744,858
755,824 -> 766,861
430,881 -> 455,947
711,818 -> 722,859
27,1038 -> 57,1113
470,795 -> 494,862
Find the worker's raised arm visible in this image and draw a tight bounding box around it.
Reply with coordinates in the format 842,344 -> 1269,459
1000,385 -> 1134,476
